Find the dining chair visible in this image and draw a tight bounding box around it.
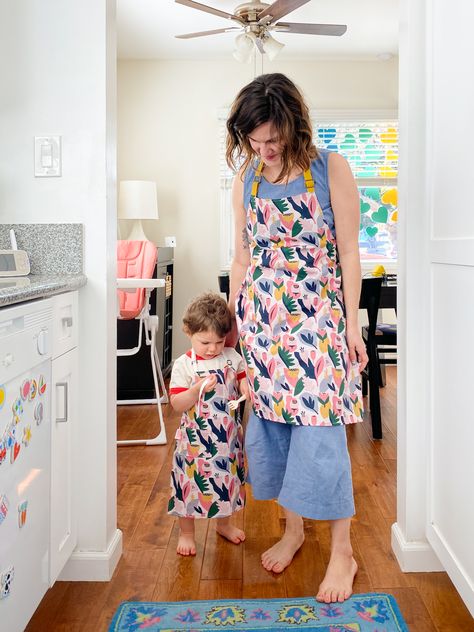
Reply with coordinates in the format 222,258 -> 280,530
359,276 -> 384,439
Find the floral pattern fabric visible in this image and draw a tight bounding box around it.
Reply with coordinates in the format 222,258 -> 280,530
236,169 -> 363,426
168,354 -> 245,518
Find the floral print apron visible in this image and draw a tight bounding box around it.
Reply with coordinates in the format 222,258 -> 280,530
236,161 -> 363,426
168,351 -> 246,518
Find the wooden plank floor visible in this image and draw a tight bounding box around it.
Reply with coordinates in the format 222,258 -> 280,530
27,368 -> 474,631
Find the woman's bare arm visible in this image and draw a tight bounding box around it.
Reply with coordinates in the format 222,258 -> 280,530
328,152 -> 368,369
229,168 -> 251,314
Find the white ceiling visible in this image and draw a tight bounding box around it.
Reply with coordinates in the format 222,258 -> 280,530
117,0 -> 399,61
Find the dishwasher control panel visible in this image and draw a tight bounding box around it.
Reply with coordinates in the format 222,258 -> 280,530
0,299 -> 53,383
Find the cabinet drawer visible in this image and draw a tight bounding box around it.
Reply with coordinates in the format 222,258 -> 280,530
52,291 -> 78,359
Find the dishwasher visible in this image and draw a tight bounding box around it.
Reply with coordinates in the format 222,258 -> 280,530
0,298 -> 53,632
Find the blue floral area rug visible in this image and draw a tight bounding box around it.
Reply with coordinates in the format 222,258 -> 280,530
109,594 -> 409,631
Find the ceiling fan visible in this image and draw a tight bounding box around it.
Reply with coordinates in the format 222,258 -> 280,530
175,0 -> 347,61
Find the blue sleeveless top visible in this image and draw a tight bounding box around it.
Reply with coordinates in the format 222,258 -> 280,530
243,148 -> 335,237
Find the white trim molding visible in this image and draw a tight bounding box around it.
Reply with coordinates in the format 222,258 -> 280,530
58,528 -> 123,582
391,523 -> 444,572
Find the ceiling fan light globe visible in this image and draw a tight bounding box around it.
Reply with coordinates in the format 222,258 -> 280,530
262,33 -> 285,60
233,32 -> 256,63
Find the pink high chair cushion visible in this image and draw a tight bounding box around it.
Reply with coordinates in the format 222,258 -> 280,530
117,240 -> 157,319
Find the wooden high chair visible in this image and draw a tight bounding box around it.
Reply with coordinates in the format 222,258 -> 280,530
117,240 -> 168,445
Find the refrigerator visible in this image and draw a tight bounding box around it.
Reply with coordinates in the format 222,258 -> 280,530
0,301 -> 53,632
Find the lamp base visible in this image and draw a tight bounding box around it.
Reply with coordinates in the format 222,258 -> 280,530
124,220 -> 149,241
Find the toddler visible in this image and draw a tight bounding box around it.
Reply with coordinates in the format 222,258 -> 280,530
168,292 -> 248,555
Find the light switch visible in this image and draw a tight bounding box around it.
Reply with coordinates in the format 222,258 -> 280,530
34,136 -> 61,177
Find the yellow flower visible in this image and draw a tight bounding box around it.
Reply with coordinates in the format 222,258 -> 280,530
270,341 -> 280,355
319,401 -> 330,418
273,397 -> 284,417
186,461 -> 197,478
352,398 -> 362,417
273,282 -> 284,300
318,336 -> 329,353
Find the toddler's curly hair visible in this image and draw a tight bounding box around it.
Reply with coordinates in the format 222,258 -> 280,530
182,292 -> 232,338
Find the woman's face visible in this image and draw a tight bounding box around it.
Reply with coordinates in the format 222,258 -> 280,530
247,121 -> 284,167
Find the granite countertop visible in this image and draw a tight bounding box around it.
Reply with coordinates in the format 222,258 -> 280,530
0,273 -> 87,308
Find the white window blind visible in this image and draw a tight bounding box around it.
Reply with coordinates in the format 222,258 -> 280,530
218,110 -> 399,269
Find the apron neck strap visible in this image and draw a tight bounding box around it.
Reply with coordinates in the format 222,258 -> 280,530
250,161 -> 315,197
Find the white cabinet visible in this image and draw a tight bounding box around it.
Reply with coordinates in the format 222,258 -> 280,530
50,291 -> 78,584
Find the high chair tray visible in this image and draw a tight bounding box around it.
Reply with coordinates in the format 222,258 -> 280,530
117,278 -> 165,289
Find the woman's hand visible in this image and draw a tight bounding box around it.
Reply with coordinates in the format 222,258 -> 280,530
239,377 -> 250,399
346,323 -> 368,372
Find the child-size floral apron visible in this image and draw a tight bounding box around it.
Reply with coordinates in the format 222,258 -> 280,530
236,161 -> 363,426
168,352 -> 246,518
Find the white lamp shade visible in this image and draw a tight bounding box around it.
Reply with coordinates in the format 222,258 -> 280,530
262,34 -> 285,61
233,33 -> 256,63
118,180 -> 159,220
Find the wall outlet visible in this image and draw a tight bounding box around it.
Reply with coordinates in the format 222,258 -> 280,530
165,236 -> 176,247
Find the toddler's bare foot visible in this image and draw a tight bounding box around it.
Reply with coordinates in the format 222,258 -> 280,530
316,553 -> 358,603
216,522 -> 246,544
177,532 -> 196,556
261,531 -> 305,573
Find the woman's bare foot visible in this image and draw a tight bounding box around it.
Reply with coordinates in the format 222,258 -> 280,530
316,553 -> 358,603
216,521 -> 246,544
177,532 -> 196,556
261,531 -> 305,573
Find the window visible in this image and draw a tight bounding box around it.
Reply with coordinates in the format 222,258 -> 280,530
315,112 -> 398,263
218,109 -> 399,270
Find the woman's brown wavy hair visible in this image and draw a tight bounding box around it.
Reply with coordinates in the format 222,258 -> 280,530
226,73 -> 317,183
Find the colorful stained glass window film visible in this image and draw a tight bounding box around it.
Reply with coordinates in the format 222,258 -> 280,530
359,187 -> 398,260
317,123 -> 398,178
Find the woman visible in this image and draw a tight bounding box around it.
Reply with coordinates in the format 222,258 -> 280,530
226,73 -> 368,604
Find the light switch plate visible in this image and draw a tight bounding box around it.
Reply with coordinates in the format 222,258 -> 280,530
165,236 -> 176,247
34,136 -> 61,177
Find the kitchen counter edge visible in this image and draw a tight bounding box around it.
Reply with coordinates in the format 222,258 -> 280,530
0,274 -> 87,308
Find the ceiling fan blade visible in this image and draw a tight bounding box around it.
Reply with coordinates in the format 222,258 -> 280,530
176,27 -> 241,39
257,0 -> 310,24
175,0 -> 243,23
275,22 -> 348,36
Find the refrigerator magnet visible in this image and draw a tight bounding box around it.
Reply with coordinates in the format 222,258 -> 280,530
29,379 -> 38,401
0,566 -> 14,599
38,375 -> 47,396
0,384 -> 5,411
5,422 -> 15,449
0,495 -> 9,525
18,501 -> 28,528
10,441 -> 20,464
20,379 -> 31,401
22,425 -> 32,447
34,402 -> 44,425
12,397 -> 23,417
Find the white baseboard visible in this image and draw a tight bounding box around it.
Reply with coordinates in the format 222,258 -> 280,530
58,528 -> 123,582
391,522 -> 444,572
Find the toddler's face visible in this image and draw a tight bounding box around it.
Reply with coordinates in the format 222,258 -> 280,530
190,329 -> 226,359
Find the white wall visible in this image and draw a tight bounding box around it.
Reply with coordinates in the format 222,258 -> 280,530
117,58 -> 398,356
0,1 -> 120,579
393,0 -> 474,616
